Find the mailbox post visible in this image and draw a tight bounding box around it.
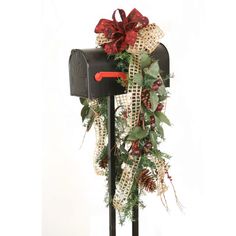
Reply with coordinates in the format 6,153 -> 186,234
108,95 -> 116,235
69,43 -> 169,236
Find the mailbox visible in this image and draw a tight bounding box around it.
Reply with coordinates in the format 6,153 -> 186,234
69,43 -> 169,99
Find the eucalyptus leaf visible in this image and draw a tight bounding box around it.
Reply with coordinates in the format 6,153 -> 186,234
158,94 -> 168,102
87,108 -> 94,119
133,73 -> 143,86
86,115 -> 94,131
158,85 -> 167,96
156,112 -> 171,126
80,97 -> 87,105
127,126 -> 149,141
154,114 -> 160,126
143,74 -> 156,88
144,109 -> 153,121
157,124 -> 164,139
147,61 -> 160,78
141,53 -> 152,69
85,109 -> 95,131
149,91 -> 159,112
81,105 -> 89,122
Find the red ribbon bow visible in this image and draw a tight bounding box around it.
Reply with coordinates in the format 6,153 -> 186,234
95,8 -> 149,54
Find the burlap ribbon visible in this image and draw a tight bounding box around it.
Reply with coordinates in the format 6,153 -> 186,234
89,99 -> 107,176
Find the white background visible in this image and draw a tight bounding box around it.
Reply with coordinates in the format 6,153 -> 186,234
0,0 -> 236,236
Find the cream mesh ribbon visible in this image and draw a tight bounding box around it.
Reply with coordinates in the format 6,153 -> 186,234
96,23 -> 164,211
126,24 -> 164,127
89,100 -> 107,176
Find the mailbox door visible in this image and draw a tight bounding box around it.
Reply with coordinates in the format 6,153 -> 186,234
69,49 -> 88,98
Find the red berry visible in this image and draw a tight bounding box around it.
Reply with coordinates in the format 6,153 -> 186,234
132,141 -> 139,151
144,141 -> 152,154
150,115 -> 155,123
150,116 -> 155,128
157,79 -> 162,86
152,81 -> 159,91
138,114 -> 144,126
132,149 -> 141,156
151,123 -> 155,129
156,103 -> 164,112
145,141 -> 152,149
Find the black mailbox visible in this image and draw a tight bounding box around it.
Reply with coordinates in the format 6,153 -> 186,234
69,43 -> 169,99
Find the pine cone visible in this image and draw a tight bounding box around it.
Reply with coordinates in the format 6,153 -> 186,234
99,156 -> 108,169
138,169 -> 156,192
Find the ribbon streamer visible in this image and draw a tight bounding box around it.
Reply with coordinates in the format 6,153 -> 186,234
89,100 -> 107,176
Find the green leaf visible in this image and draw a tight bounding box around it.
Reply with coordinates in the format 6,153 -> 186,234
156,124 -> 164,139
86,115 -> 94,131
149,91 -> 159,112
147,61 -> 160,78
154,114 -> 160,126
85,108 -> 96,131
158,94 -> 168,102
127,127 -> 149,141
144,109 -> 153,121
156,112 -> 171,126
81,105 -> 89,122
80,97 -> 87,105
149,131 -> 157,148
133,73 -> 143,86
143,73 -> 156,88
140,53 -> 152,69
158,85 -> 167,96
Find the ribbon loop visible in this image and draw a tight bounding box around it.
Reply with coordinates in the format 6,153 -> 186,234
95,8 -> 149,54
112,9 -> 127,27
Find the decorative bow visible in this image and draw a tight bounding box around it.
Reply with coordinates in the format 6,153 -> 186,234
95,8 -> 149,54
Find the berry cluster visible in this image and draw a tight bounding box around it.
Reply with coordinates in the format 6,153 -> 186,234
141,88 -> 151,109
150,115 -> 155,129
131,141 -> 141,156
131,139 -> 153,156
151,78 -> 162,91
138,113 -> 144,126
156,103 -> 164,112
143,140 -> 152,154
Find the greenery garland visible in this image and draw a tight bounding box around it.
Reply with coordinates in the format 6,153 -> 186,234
80,51 -> 181,224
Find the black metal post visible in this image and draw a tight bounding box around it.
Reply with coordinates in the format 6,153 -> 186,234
108,95 -> 116,236
132,187 -> 139,236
